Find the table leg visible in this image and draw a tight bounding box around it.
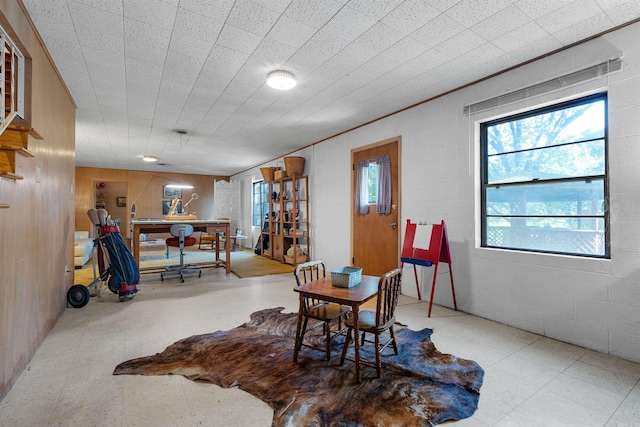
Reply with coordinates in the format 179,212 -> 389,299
133,228 -> 140,264
225,227 -> 231,273
352,305 -> 361,383
293,295 -> 305,363
215,233 -> 220,262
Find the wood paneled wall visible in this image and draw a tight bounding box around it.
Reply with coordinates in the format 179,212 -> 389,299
0,0 -> 76,400
75,168 -> 229,238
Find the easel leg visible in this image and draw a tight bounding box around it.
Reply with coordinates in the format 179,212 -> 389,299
413,264 -> 421,300
428,263 -> 439,317
449,262 -> 457,310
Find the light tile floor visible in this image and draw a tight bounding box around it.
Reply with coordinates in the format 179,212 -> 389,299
1,268 -> 639,426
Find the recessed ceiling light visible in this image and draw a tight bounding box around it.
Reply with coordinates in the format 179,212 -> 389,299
267,70 -> 296,90
142,155 -> 158,162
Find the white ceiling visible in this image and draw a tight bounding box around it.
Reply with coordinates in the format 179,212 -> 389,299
21,0 -> 640,176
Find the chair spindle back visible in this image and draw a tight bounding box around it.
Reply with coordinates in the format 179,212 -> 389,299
375,268 -> 402,327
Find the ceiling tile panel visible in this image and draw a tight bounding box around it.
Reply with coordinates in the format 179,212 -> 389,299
345,0 -> 404,20
163,51 -> 206,85
312,44 -> 376,80
536,0 -> 602,34
174,6 -> 224,44
123,0 -> 179,29
75,25 -> 124,54
124,18 -> 172,50
323,6 -> 376,43
72,0 -> 123,14
433,30 -> 488,59
286,29 -> 351,72
266,15 -> 318,48
354,22 -> 404,58
38,37 -> 84,61
68,1 -> 124,35
94,86 -> 126,102
169,35 -> 214,62
252,38 -> 299,64
22,0 -> 72,24
227,0 -> 281,36
217,25 -> 264,54
409,14 -> 466,49
515,0 -> 576,20
444,0 -> 514,27
252,0 -> 293,14
382,37 -> 430,65
470,5 -> 531,40
82,46 -> 126,69
178,0 -> 235,19
126,57 -> 164,81
492,21 -> 550,52
124,40 -> 168,64
598,0 -> 640,25
284,0 -> 344,29
381,0 -> 441,35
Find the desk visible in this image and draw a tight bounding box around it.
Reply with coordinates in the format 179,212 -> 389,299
293,275 -> 379,383
132,219 -> 231,274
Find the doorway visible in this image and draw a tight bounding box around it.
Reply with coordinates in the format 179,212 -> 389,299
351,138 -> 400,276
93,180 -> 129,236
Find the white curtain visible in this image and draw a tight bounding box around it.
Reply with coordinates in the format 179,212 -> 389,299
376,155 -> 391,215
355,160 -> 370,214
355,155 -> 392,215
213,180 -> 241,234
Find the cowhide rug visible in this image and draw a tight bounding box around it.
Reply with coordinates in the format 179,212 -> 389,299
114,307 -> 484,426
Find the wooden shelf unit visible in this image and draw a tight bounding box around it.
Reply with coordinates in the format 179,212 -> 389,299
0,125 -> 40,182
261,175 -> 309,265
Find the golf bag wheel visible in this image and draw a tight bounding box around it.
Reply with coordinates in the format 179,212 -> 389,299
67,284 -> 91,308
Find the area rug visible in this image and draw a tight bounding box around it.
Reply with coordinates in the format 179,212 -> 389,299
229,251 -> 294,278
114,307 -> 484,426
74,248 -> 293,285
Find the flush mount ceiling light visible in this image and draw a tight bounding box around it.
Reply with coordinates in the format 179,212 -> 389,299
142,155 -> 158,162
267,70 -> 296,90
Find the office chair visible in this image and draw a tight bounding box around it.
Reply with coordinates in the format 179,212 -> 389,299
161,224 -> 201,283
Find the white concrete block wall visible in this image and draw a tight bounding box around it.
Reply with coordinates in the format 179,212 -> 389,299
233,21 -> 640,363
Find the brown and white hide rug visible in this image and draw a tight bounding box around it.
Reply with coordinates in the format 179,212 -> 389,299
114,307 -> 484,426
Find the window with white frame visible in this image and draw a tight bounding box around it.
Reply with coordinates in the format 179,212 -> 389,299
480,93 -> 609,258
1,25 -> 25,132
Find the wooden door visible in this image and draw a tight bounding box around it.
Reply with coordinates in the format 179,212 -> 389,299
351,138 -> 400,276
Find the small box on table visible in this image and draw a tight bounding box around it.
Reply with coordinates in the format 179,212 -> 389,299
331,266 -> 363,288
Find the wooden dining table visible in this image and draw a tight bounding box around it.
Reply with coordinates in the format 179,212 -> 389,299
293,274 -> 380,383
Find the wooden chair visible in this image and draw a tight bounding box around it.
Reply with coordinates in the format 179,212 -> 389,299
294,260 -> 350,361
339,268 -> 402,377
198,232 -> 217,250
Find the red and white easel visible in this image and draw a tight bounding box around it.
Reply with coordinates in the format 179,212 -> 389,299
400,219 -> 457,317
